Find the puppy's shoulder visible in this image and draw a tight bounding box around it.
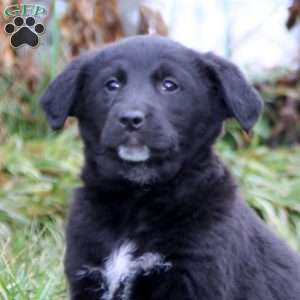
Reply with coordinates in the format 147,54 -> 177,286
67,187 -> 104,225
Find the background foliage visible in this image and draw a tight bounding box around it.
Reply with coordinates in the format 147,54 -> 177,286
0,0 -> 299,299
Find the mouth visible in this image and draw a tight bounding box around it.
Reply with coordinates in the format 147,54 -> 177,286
117,144 -> 151,162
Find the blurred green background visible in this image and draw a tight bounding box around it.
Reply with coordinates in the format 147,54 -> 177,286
0,0 -> 300,299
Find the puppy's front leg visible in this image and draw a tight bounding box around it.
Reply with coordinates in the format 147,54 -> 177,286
121,253 -> 196,300
131,269 -> 196,300
117,253 -> 172,300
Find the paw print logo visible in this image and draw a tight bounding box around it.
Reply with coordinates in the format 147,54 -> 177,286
4,16 -> 45,48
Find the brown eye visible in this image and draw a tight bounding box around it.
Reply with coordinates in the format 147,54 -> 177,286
105,78 -> 121,92
160,78 -> 179,93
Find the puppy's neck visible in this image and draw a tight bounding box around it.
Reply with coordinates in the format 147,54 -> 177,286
81,148 -> 236,208
158,148 -> 236,202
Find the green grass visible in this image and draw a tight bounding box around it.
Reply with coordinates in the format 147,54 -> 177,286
0,127 -> 81,299
0,124 -> 299,298
0,219 -> 65,300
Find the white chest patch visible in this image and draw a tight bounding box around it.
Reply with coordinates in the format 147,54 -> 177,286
102,242 -> 136,300
100,241 -> 172,300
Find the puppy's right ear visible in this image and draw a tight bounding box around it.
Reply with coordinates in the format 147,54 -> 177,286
40,57 -> 87,130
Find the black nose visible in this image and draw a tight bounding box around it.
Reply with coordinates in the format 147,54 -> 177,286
119,110 -> 145,130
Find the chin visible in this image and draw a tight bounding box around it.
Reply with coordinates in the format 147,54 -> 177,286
118,163 -> 160,185
118,158 -> 183,186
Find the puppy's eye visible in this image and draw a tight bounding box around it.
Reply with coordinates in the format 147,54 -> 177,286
160,78 -> 179,93
105,78 -> 121,92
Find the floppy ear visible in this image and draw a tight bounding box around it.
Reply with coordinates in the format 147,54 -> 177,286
203,52 -> 263,132
40,56 -> 87,130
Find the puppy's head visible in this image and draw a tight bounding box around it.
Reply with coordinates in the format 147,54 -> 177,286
40,36 -> 262,185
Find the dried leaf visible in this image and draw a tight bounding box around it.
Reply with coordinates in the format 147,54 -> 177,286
60,0 -> 124,57
287,0 -> 300,29
138,4 -> 168,36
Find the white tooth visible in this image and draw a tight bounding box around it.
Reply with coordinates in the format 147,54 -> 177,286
118,145 -> 150,162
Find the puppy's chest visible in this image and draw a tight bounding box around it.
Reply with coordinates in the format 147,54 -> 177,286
98,240 -> 171,300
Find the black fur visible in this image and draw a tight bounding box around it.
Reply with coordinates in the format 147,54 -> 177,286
40,36 -> 300,300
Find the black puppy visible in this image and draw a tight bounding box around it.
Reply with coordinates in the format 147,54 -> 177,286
40,36 -> 300,300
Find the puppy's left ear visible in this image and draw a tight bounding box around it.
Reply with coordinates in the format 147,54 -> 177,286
203,52 -> 263,132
